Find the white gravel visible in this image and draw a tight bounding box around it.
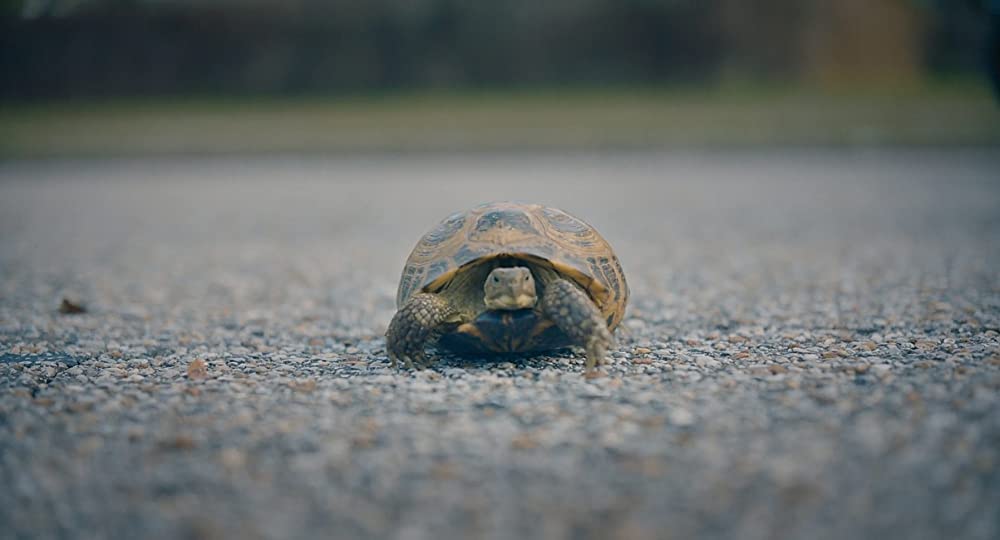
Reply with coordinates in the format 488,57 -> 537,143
1,150 -> 999,540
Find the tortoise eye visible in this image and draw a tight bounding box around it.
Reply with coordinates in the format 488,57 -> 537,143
492,276 -> 500,283
524,275 -> 530,281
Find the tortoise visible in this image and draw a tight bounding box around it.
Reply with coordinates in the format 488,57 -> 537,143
385,202 -> 628,373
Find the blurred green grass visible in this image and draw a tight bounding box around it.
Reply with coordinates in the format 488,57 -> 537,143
1,84 -> 997,157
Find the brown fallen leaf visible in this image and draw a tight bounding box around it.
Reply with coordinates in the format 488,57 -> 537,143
219,448 -> 247,471
430,462 -> 460,480
59,298 -> 86,314
166,435 -> 197,450
187,359 -> 208,380
511,432 -> 539,450
619,456 -> 665,478
351,419 -> 380,449
352,430 -> 378,449
290,379 -> 317,393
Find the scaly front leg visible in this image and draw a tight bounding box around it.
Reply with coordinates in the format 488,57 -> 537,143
540,279 -> 613,374
385,293 -> 458,369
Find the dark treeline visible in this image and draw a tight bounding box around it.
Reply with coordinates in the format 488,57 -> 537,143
0,0 -> 993,99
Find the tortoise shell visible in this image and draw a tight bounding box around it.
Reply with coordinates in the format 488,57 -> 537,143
396,202 -> 629,333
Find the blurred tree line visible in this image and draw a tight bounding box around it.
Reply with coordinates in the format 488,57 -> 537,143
0,0 -> 994,99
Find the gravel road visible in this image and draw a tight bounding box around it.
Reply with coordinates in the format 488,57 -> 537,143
1,150 -> 999,540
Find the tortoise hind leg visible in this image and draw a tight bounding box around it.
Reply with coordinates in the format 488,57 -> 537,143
540,279 -> 613,374
386,293 -> 460,368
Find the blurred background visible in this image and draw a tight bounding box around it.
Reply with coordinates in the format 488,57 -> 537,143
1,0 -> 998,156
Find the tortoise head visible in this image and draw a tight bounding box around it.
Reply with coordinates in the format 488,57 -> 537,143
483,266 -> 537,310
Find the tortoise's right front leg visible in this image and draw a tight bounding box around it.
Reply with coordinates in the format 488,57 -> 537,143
385,293 -> 457,368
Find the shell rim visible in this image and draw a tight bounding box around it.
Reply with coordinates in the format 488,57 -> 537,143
417,252 -> 611,310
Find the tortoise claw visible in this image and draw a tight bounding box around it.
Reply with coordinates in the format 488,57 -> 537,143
388,349 -> 418,370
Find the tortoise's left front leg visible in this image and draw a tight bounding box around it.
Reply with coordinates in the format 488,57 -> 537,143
540,279 -> 613,374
